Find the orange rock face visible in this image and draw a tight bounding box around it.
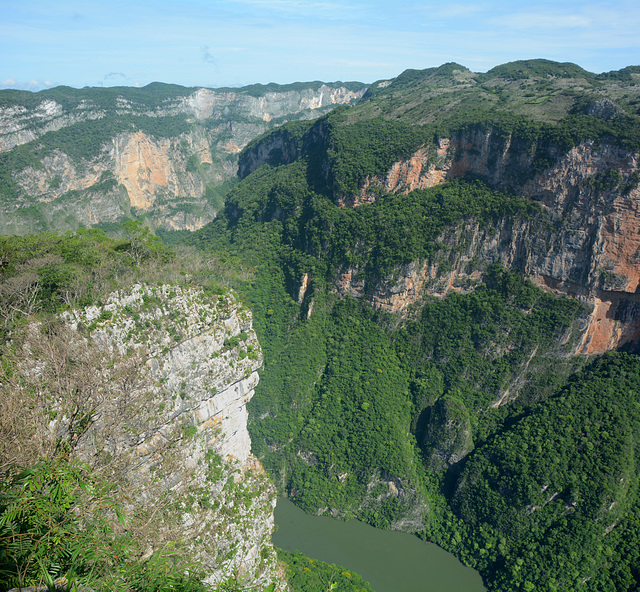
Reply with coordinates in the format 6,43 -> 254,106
332,134 -> 640,355
114,132 -> 171,210
596,187 -> 640,293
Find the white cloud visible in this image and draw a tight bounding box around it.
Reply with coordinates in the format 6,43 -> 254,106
0,78 -> 56,90
493,12 -> 592,29
201,46 -> 217,66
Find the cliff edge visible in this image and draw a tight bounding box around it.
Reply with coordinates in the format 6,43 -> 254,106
13,284 -> 285,590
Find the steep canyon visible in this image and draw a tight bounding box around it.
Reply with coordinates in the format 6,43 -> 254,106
0,83 -> 366,234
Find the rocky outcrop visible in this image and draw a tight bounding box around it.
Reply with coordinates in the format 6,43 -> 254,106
326,131 -> 640,354
237,127 -> 304,180
18,284 -> 286,590
0,83 -> 366,234
0,99 -> 105,153
421,396 -> 474,471
238,112 -> 334,180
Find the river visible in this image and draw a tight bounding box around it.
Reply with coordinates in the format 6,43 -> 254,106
273,497 -> 486,592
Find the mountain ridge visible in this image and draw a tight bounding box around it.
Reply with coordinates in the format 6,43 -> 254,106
182,58 -> 640,592
0,80 -> 367,234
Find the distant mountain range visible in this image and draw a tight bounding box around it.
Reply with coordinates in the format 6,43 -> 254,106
0,80 -> 366,234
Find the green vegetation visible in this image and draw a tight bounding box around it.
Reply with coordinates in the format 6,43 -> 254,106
0,227 -> 284,591
189,203 -> 639,588
0,113 -> 190,208
0,78 -> 370,236
0,458 -> 209,592
323,116 -> 433,196
185,60 -> 640,589
239,265 -> 587,519
4,59 -> 640,592
480,59 -> 596,81
240,81 -> 640,210
0,225 -> 175,332
236,79 -> 364,98
436,353 -> 640,592
0,82 -> 196,112
188,146 -> 592,530
278,549 -> 375,592
34,114 -> 190,161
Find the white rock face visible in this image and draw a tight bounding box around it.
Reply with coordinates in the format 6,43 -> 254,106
54,284 -> 287,590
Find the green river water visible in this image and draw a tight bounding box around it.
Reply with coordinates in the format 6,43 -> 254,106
273,498 -> 486,592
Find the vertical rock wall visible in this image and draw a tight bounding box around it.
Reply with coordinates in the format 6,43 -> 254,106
42,284 -> 287,590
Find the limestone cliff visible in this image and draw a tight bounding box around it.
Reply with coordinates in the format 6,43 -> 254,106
19,284 -> 285,590
0,83 -> 366,234
325,131 -> 640,355
238,113 -> 640,354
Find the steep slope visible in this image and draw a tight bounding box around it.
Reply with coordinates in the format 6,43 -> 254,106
451,353 -> 640,592
0,231 -> 285,591
4,59 -> 640,592
237,61 -> 640,354
0,81 -> 366,234
58,285 -> 282,589
186,60 -> 640,592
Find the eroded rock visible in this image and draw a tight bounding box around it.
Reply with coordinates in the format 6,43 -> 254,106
19,284 -> 285,590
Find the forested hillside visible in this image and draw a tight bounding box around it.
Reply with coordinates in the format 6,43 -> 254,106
2,59 -> 640,591
185,60 -> 640,591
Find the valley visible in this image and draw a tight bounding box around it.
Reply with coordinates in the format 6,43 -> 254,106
2,59 -> 640,592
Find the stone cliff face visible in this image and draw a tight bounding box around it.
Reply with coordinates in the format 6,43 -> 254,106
113,131 -> 203,211
20,284 -> 286,589
0,98 -> 103,153
320,129 -> 640,355
0,84 -> 366,234
238,113 -> 333,180
237,127 -> 303,180
181,86 -> 365,123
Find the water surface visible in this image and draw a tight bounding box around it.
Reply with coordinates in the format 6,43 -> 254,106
273,497 -> 486,592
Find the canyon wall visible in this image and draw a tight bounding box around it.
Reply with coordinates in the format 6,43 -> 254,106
341,133 -> 640,354
248,124 -> 640,355
17,284 -> 285,590
0,84 -> 366,234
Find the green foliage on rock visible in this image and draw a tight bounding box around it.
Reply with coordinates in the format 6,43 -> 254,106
438,353 -> 640,592
187,139 -> 591,532
0,457 -> 209,592
184,61 -> 640,589
0,82 -> 196,112
5,58 -> 640,592
0,227 -> 282,592
0,224 -> 177,337
278,549 -> 375,592
480,59 -> 596,82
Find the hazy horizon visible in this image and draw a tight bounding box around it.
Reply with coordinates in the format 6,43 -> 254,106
2,0 -> 639,92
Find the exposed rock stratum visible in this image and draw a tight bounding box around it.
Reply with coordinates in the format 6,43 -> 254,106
17,284 -> 285,590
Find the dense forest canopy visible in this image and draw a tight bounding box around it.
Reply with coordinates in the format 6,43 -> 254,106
184,58 -> 640,592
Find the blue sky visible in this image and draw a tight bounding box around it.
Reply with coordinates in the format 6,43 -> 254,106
1,0 -> 639,91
